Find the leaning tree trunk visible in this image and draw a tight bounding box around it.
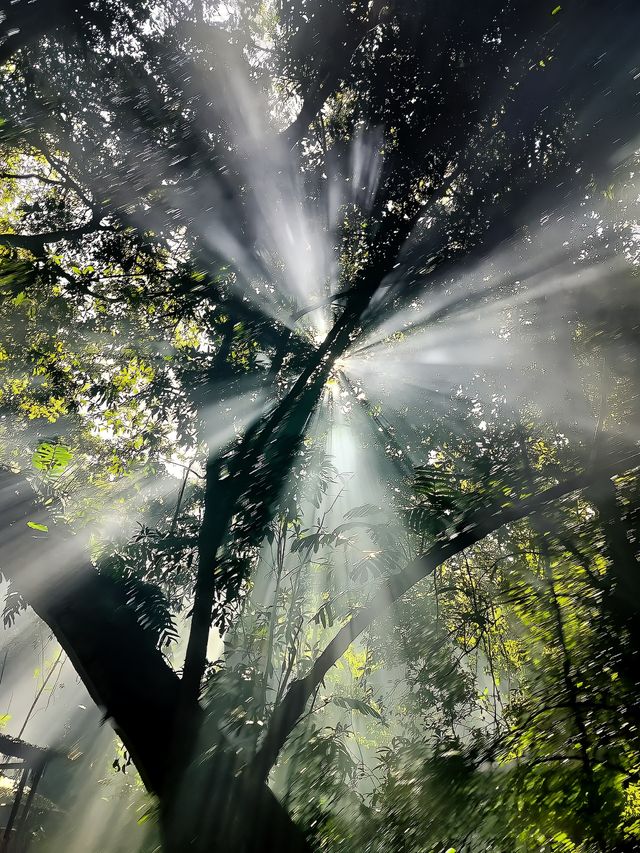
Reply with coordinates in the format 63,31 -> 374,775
0,468 -> 310,852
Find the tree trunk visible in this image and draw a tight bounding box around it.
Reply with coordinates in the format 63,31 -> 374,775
0,468 -> 310,852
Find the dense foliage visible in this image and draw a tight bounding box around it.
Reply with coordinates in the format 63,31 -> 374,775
2,1 -> 640,851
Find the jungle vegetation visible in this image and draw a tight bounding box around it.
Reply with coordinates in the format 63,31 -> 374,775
2,1 -> 640,851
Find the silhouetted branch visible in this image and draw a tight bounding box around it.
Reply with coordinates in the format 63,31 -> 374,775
0,217 -> 103,253
281,0 -> 386,149
253,447 -> 640,779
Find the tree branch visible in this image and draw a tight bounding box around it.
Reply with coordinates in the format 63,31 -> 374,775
181,202 -> 422,701
0,218 -> 102,253
0,171 -> 62,186
252,446 -> 640,780
280,1 -> 386,149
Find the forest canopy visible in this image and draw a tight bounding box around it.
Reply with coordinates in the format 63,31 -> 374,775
2,1 -> 640,851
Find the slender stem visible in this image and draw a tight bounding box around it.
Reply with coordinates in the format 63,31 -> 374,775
170,457 -> 196,534
17,647 -> 64,740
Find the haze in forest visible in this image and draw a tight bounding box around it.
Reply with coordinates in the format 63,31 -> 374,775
1,2 -> 640,852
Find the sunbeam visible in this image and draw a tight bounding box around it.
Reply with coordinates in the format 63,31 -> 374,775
2,2 -> 640,851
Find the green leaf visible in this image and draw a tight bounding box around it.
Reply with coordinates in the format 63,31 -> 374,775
27,521 -> 48,532
344,504 -> 380,520
332,695 -> 384,721
313,600 -> 335,628
32,441 -> 72,474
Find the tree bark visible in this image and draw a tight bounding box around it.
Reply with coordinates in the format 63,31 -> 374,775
0,467 -> 192,795
0,468 -> 310,852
